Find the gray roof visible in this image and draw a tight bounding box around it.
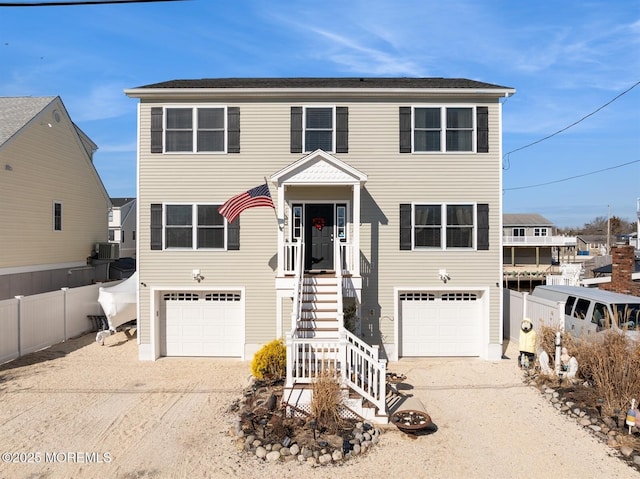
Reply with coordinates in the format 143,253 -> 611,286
133,77 -> 513,90
503,213 -> 554,227
110,197 -> 136,207
0,96 -> 56,146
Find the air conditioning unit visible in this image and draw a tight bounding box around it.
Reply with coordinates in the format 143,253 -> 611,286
95,242 -> 120,260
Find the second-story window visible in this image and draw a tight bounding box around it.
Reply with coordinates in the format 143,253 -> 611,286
414,107 -> 473,152
534,228 -> 548,237
305,107 -> 333,151
166,107 -> 225,153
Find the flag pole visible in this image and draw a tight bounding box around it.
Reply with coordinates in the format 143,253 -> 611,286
264,176 -> 280,227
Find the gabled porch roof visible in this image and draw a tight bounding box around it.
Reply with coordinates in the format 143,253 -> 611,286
270,149 -> 367,186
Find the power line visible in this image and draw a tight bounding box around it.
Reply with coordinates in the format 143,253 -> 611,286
503,80 -> 640,164
503,159 -> 640,191
0,0 -> 185,6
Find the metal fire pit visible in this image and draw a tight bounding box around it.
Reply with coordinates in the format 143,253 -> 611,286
391,409 -> 433,432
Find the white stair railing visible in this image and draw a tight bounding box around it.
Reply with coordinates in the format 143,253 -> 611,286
285,238 -> 387,414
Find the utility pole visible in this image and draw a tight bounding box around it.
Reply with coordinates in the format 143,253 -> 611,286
606,205 -> 611,254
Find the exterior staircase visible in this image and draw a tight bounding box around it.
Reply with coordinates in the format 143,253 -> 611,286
284,272 -> 389,424
297,275 -> 340,339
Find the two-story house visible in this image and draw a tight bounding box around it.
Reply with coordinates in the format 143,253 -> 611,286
0,96 -> 112,301
125,78 -> 514,414
109,197 -> 137,258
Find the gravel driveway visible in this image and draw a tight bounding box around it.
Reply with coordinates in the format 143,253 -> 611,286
0,331 -> 637,479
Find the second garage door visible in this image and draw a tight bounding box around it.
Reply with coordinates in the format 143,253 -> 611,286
162,291 -> 243,357
400,291 -> 482,357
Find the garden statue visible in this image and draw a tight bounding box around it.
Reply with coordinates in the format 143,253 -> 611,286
566,356 -> 579,380
519,318 -> 536,369
538,350 -> 552,375
559,347 -> 579,380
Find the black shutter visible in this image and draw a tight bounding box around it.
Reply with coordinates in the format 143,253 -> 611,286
151,107 -> 163,153
400,203 -> 412,250
477,203 -> 489,250
399,107 -> 411,153
290,106 -> 302,153
150,203 -> 163,250
227,216 -> 240,250
336,106 -> 349,153
227,107 -> 240,153
476,106 -> 489,153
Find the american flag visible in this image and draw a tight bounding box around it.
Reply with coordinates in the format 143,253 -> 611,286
218,182 -> 275,223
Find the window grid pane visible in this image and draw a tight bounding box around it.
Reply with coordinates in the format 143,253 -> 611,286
414,108 -> 441,152
197,205 -> 224,248
197,131 -> 224,152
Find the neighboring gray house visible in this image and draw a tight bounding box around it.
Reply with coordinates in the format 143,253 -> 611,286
0,96 -> 112,300
503,213 -> 577,269
126,77 -> 515,418
109,197 -> 137,258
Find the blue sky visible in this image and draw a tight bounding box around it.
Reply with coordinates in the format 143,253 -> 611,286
1,0 -> 638,228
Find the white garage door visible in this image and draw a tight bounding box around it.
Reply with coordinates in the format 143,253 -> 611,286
401,291 -> 482,357
162,291 -> 243,357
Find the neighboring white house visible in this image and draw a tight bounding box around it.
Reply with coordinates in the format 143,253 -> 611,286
0,96 -> 112,300
109,197 -> 137,258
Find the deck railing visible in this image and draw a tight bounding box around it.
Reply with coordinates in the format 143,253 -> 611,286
503,235 -> 577,247
282,241 -> 357,276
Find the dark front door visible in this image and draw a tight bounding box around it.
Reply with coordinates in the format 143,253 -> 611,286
305,204 -> 334,271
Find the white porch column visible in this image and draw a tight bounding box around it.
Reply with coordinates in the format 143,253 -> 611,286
352,183 -> 361,276
276,183 -> 285,274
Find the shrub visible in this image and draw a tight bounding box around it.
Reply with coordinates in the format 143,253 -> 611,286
571,331 -> 640,413
251,339 -> 286,381
311,369 -> 344,433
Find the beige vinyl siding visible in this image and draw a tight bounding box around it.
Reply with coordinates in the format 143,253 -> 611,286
0,103 -> 110,269
137,96 -> 504,349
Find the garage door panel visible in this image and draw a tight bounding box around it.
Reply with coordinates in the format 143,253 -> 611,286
401,291 -> 482,357
163,292 -> 243,357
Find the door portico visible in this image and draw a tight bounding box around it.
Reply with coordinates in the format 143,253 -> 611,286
270,150 -> 367,277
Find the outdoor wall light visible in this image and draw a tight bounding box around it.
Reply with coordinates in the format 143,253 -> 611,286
192,269 -> 204,282
438,269 -> 451,283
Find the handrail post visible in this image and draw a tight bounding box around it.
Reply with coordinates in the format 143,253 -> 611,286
285,332 -> 294,387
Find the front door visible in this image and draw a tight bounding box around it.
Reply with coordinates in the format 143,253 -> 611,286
305,204 -> 334,271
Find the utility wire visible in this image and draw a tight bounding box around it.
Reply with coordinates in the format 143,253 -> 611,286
503,80 -> 640,167
0,0 -> 185,6
504,159 -> 640,191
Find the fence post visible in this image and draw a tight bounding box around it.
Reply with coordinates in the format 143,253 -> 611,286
15,295 -> 23,358
61,287 -> 69,341
558,301 -> 566,332
522,292 -> 529,321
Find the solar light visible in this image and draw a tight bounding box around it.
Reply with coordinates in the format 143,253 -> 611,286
309,420 -> 318,440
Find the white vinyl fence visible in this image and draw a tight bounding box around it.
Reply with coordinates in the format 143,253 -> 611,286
504,288 -> 565,342
0,282 -> 112,364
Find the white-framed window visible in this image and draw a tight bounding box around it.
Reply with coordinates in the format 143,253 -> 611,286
291,204 -> 303,241
413,106 -> 474,152
513,228 -> 525,237
534,227 -> 549,236
336,204 -> 347,241
165,204 -> 226,249
108,229 -> 116,241
413,203 -> 475,249
165,106 -> 226,153
53,201 -> 62,231
304,106 -> 334,152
